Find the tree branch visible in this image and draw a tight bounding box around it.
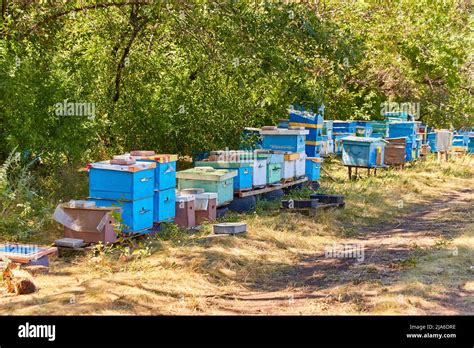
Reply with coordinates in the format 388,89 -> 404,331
29,1 -> 151,32
113,16 -> 148,102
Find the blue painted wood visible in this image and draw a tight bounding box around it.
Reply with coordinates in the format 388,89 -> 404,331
305,143 -> 322,157
341,137 -> 386,167
388,122 -> 417,138
89,166 -> 155,200
153,188 -> 176,222
89,197 -> 153,233
261,134 -> 306,153
195,161 -> 253,190
305,157 -> 321,180
333,121 -> 357,134
427,132 -> 437,152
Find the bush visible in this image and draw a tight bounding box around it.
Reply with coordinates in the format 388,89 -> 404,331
0,149 -> 54,241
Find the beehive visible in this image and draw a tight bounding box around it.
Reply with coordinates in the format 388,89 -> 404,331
195,161 -> 253,191
177,167 -> 237,206
341,136 -> 387,167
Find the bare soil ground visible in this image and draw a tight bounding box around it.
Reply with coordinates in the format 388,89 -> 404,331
206,188 -> 473,315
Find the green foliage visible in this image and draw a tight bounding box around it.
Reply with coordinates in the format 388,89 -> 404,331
2,1 -> 470,166
0,149 -> 54,240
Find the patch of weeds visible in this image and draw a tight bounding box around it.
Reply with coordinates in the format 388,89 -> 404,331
0,149 -> 55,241
283,186 -> 315,200
391,256 -> 418,269
255,199 -> 280,215
156,222 -> 189,243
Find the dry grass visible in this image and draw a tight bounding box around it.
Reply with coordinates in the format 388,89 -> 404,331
0,154 -> 472,315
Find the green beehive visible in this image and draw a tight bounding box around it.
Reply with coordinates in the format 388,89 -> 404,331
266,163 -> 282,184
176,167 -> 237,206
256,151 -> 284,185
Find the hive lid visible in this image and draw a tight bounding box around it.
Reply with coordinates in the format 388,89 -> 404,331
130,150 -> 156,156
131,153 -> 178,163
259,128 -> 309,135
195,192 -> 218,200
88,160 -> 156,172
180,188 -> 205,194
176,194 -> 195,202
176,167 -> 237,181
110,154 -> 136,165
341,136 -> 387,143
195,160 -> 253,169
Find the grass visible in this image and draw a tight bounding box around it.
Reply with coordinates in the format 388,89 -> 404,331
0,153 -> 472,314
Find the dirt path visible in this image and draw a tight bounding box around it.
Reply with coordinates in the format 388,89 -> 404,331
206,188 -> 474,314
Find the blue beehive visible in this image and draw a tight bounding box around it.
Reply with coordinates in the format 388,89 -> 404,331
469,134 -> 474,153
130,154 -> 177,191
153,187 -> 176,222
304,144 -> 319,157
288,106 -> 324,137
383,112 -> 414,122
305,157 -> 322,180
341,136 -> 387,167
333,121 -> 357,134
260,127 -> 309,153
355,121 -> 373,137
88,161 -> 155,201
452,134 -> 469,147
427,132 -> 437,152
405,137 -> 414,161
89,197 -> 153,233
195,161 -> 253,191
388,122 -> 417,138
415,139 -> 422,159
368,121 -> 388,138
334,133 -> 352,155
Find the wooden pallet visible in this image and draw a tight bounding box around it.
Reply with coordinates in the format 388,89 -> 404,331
234,188 -> 253,195
237,177 -> 308,198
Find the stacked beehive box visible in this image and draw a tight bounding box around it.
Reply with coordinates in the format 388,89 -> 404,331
200,150 -> 267,189
288,107 -> 324,157
369,121 -> 388,138
130,153 -> 177,224
427,132 -> 437,152
341,136 -> 387,168
385,138 -> 407,166
176,167 -> 236,206
333,121 -> 356,155
87,161 -> 156,233
388,122 -> 417,161
355,121 -> 373,137
321,120 -> 334,155
258,126 -> 309,182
